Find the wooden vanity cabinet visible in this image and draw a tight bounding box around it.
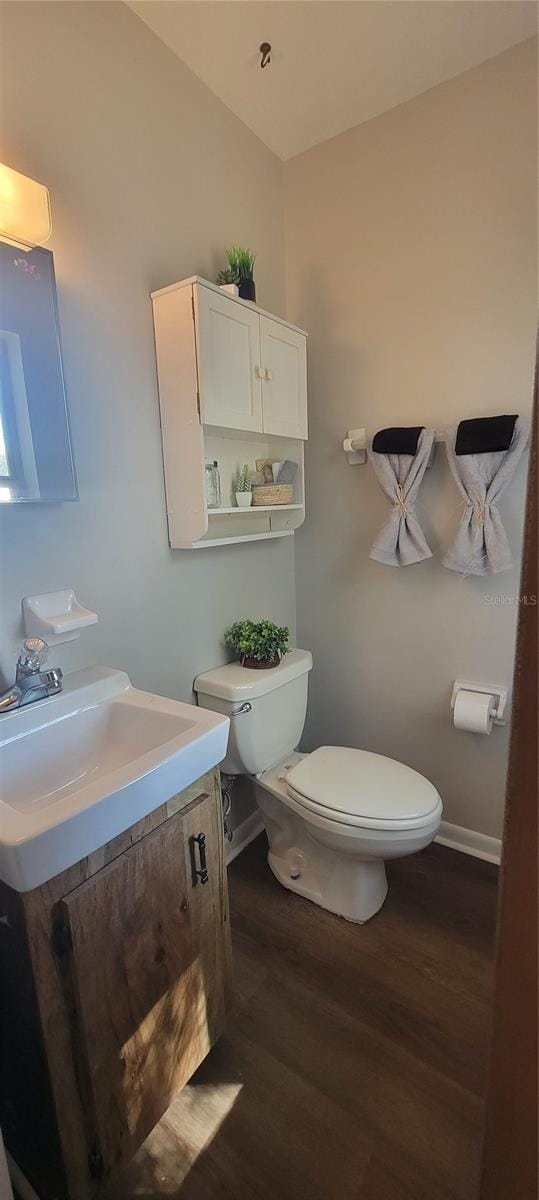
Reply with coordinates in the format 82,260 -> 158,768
0,769 -> 232,1200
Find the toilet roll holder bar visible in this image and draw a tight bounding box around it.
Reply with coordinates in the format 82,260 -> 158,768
451,679 -> 508,726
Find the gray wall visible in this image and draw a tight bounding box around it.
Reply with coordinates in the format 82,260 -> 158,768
0,0 -> 295,738
0,7 -> 535,845
285,41 -> 537,839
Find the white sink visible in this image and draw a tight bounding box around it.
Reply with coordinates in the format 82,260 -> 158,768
0,667 -> 229,892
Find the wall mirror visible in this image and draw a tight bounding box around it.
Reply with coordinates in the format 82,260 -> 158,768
0,241 -> 77,502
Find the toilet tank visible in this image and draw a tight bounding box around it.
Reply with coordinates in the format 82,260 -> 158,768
194,649 -> 312,776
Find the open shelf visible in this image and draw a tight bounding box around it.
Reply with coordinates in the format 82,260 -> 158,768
209,504 -> 303,515
190,530 -> 295,549
193,427 -> 306,547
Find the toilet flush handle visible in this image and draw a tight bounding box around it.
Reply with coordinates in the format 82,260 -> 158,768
231,702 -> 252,717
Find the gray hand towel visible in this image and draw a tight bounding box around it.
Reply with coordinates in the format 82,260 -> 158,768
368,427 -> 435,566
443,416 -> 529,575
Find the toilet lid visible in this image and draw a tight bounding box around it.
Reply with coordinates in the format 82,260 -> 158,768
285,746 -> 440,825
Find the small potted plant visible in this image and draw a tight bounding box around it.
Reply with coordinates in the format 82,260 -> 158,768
235,463 -> 252,508
225,619 -> 290,669
216,266 -> 239,296
226,246 -> 256,302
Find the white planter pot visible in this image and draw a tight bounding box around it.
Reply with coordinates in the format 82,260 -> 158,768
219,283 -> 239,296
236,492 -> 253,508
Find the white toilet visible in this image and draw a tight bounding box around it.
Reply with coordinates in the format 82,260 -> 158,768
194,650 -> 442,923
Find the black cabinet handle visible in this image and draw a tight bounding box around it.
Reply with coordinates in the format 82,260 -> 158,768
191,832 -> 209,886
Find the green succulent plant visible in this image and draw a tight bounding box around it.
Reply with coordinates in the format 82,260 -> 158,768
216,266 -> 239,286
226,246 -> 256,280
235,463 -> 252,493
225,619 -> 290,665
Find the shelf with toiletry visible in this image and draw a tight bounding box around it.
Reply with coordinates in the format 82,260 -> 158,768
151,276 -> 308,549
197,426 -> 305,548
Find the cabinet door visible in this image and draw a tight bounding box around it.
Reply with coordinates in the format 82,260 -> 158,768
195,285 -> 263,431
58,787 -> 231,1186
260,316 -> 308,439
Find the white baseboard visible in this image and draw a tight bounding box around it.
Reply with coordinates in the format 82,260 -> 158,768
225,814 -> 501,867
436,820 -> 501,865
226,810 -> 264,866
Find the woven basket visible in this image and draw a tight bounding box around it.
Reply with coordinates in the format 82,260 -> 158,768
252,484 -> 294,506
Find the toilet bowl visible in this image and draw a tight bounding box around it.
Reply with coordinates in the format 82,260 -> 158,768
194,651 -> 442,923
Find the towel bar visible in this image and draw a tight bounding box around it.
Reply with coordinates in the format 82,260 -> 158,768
343,428 -> 445,465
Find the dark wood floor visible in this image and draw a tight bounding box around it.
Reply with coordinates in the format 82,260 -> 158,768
107,835 -> 498,1200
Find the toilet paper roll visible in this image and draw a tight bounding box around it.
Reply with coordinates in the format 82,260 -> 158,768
453,690 -> 495,735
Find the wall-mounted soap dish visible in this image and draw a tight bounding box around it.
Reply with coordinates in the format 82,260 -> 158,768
22,590 -> 98,646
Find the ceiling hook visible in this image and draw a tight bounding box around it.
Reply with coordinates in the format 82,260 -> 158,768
259,42 -> 271,69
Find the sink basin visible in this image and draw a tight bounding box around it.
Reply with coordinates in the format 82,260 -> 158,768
0,667 -> 230,892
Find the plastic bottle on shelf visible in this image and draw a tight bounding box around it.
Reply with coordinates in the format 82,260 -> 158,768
205,460 -> 221,508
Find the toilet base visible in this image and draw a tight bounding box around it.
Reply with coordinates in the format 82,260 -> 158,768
267,846 -> 388,924
253,751 -> 440,924
255,756 -> 390,923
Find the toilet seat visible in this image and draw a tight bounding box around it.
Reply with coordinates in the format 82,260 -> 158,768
285,745 -> 441,832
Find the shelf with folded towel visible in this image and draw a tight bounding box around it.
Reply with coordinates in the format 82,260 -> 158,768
343,415 -> 521,465
352,415 -> 528,575
343,427 -> 445,465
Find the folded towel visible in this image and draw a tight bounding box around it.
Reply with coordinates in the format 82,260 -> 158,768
368,428 -> 435,566
443,416 -> 529,575
455,414 -> 517,456
276,459 -> 298,485
372,426 -> 424,456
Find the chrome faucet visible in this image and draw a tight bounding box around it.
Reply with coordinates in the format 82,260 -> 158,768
0,638 -> 63,713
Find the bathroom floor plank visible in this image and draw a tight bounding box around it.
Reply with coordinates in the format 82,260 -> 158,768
105,1010 -> 373,1200
229,837 -> 496,1097
105,837 -> 497,1200
357,1149 -> 461,1200
232,962 -> 482,1199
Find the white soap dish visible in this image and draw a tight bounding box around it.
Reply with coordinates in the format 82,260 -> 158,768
22,590 -> 98,646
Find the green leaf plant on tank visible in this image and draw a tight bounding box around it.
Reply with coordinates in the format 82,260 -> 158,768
225,619 -> 290,669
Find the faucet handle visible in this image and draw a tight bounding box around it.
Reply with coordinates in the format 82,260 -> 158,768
18,637 -> 49,673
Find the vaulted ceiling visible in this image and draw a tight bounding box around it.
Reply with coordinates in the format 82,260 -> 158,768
129,1 -> 537,159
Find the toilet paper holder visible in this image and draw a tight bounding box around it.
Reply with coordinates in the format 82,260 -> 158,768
451,679 -> 508,726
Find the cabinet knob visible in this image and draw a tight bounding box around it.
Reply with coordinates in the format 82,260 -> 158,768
255,365 -> 263,379
265,368 -> 273,381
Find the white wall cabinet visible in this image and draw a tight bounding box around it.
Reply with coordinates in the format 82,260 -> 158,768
151,277 -> 308,549
195,286 -> 263,432
194,282 -> 307,439
260,315 -> 307,439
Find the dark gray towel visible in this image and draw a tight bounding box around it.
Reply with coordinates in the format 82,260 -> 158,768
455,415 -> 517,455
372,426 -> 424,455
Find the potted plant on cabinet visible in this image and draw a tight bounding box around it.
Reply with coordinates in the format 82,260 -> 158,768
225,619 -> 290,669
226,246 -> 256,302
216,267 -> 239,296
235,463 -> 253,508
